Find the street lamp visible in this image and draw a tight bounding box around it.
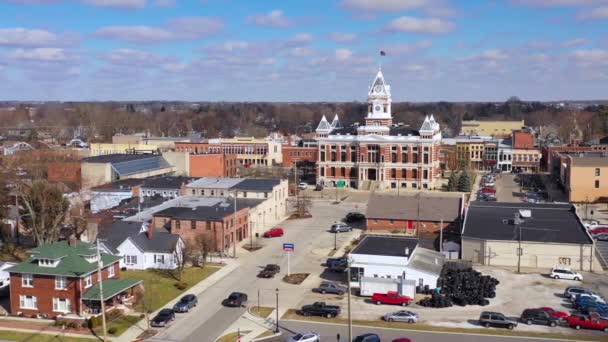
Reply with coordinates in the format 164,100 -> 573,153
275,288 -> 279,333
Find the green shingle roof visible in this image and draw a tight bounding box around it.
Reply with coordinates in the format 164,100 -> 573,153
82,279 -> 143,301
7,241 -> 121,277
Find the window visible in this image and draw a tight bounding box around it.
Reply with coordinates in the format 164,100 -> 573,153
55,276 -> 67,290
191,220 -> 196,229
19,295 -> 37,310
107,266 -> 115,278
320,168 -> 325,177
389,219 -> 394,225
125,255 -> 137,265
84,275 -> 92,288
264,192 -> 268,198
558,257 -> 571,265
175,220 -> 181,230
243,191 -> 247,198
22,273 -> 33,287
341,167 -> 346,177
595,180 -> 600,189
210,190 -> 215,196
206,222 -> 211,230
53,298 -> 70,313
155,254 -> 165,264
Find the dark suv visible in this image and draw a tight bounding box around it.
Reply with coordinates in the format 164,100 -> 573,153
479,311 -> 518,329
520,309 -> 560,327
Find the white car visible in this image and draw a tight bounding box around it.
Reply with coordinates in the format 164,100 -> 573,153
297,182 -> 308,190
286,332 -> 320,342
584,221 -> 600,229
550,267 -> 583,281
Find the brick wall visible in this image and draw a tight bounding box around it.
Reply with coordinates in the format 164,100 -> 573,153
282,147 -> 317,168
189,154 -> 237,177
513,131 -> 535,149
48,163 -> 81,188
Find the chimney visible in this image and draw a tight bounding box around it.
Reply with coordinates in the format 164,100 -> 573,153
405,247 -> 410,256
146,223 -> 153,240
68,235 -> 78,247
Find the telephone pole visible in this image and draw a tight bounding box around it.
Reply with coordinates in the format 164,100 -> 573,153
96,240 -> 108,342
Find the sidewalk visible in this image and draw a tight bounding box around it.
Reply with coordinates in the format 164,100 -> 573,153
117,260 -> 241,342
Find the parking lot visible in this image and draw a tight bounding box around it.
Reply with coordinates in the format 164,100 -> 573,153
494,174 -> 521,203
294,266 -> 606,337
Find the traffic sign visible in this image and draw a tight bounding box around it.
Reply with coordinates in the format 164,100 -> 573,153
283,243 -> 294,251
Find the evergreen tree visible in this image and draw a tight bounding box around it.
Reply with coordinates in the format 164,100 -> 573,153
447,172 -> 458,192
457,170 -> 472,192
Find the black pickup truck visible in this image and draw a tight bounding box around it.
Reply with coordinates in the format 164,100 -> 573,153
298,302 -> 341,318
257,264 -> 281,278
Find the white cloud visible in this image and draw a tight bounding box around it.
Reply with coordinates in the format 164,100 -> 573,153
10,48 -> 68,62
335,48 -> 353,61
578,6 -> 608,19
82,0 -> 146,8
288,33 -> 313,44
288,47 -> 314,57
328,32 -> 358,43
94,17 -> 223,43
478,49 -> 509,60
221,41 -> 249,51
0,28 -> 59,47
389,40 -> 433,55
162,63 -> 187,72
247,10 -> 291,27
340,0 -> 431,11
104,48 -> 170,66
562,38 -> 588,47
572,49 -> 608,65
385,16 -> 454,34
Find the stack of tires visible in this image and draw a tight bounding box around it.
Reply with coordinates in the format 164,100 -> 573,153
417,293 -> 453,308
429,268 -> 499,307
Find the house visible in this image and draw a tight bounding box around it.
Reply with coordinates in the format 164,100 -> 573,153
98,221 -> 184,270
81,153 -> 175,189
366,193 -> 463,236
349,235 -> 445,297
7,239 -> 142,318
461,202 -> 601,271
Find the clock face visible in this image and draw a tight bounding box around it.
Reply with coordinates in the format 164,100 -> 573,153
374,105 -> 382,112
374,85 -> 383,93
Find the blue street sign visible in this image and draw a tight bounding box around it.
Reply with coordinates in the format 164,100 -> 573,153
283,243 -> 294,251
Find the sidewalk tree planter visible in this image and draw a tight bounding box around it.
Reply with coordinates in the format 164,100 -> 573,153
282,273 -> 309,285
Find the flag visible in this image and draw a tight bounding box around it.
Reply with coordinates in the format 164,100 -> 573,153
380,50 -> 386,56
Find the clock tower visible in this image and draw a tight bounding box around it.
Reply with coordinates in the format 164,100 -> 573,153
365,68 -> 392,127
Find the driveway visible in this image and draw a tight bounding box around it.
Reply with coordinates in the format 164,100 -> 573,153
147,200 -> 364,342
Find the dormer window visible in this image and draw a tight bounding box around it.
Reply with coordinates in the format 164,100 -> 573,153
38,259 -> 59,268
84,255 -> 99,263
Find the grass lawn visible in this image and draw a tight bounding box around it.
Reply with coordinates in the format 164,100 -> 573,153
216,330 -> 250,342
255,330 -> 276,339
0,331 -> 96,342
93,315 -> 142,337
122,266 -> 219,312
282,309 -> 603,342
250,306 -> 274,318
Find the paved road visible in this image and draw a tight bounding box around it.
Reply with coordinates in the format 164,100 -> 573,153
148,201 -> 362,342
275,320 -> 599,342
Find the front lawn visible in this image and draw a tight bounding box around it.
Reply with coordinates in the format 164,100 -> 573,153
93,315 -> 142,337
0,331 -> 95,342
122,266 -> 219,312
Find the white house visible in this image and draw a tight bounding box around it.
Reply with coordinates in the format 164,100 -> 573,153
349,235 -> 445,297
98,221 -> 184,270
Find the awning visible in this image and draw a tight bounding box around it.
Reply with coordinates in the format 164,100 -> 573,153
82,279 -> 142,301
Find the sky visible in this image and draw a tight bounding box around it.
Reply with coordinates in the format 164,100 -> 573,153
0,0 -> 607,102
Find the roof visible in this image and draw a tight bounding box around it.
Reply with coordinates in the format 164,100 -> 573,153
407,248 -> 445,275
7,241 -> 121,277
351,235 -> 419,257
366,193 -> 462,222
235,178 -> 281,191
462,202 -> 592,244
83,154 -> 155,164
186,177 -> 243,189
153,198 -> 262,221
83,154 -> 172,177
98,221 -> 181,254
316,115 -> 332,133
142,176 -> 197,190
82,278 -> 142,301
91,179 -> 146,192
122,196 -> 225,222
569,155 -> 608,167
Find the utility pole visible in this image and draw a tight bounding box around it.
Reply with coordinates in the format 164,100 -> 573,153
416,192 -> 421,238
334,232 -> 337,251
439,217 -> 444,253
233,192 -> 237,258
346,258 -> 352,341
517,224 -> 522,274
96,240 -> 108,342
275,288 -> 279,333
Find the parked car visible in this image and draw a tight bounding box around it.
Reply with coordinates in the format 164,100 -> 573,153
173,294 -> 197,313
574,293 -> 606,305
258,264 -> 281,278
576,299 -> 608,312
479,187 -> 496,194
479,311 -> 518,329
520,308 -> 560,327
286,332 -> 320,342
564,286 -> 593,300
581,307 -> 608,320
593,233 -> 608,241
151,308 -> 175,327
326,257 -> 347,272
383,310 -> 418,323
224,292 -> 248,307
298,302 -> 341,318
565,315 -> 608,332
330,223 -> 352,233
550,267 -> 583,281
344,212 -> 366,223
312,281 -> 346,295
298,182 -> 308,190
325,256 -> 346,267
352,333 -> 380,342
588,226 -> 608,234
371,292 -> 411,306
263,227 -> 284,238
584,220 -> 600,229
537,307 -> 569,319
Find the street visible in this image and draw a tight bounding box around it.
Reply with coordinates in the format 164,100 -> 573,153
275,320 -> 598,342
148,200 -> 363,342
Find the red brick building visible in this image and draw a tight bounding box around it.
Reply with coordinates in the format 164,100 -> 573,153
48,162 -> 82,190
189,154 -> 238,178
7,239 -> 141,318
282,146 -> 318,168
152,200 -> 250,252
366,193 -> 463,237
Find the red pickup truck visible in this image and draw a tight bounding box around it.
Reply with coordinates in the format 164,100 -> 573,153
371,292 -> 411,306
565,315 -> 608,332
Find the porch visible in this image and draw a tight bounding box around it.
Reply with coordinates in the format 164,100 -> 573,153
81,278 -> 143,317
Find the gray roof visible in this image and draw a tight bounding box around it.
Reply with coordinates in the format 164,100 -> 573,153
235,179 -> 281,191
98,221 -> 180,254
351,235 -> 418,258
153,198 -> 263,221
83,154 -> 155,164
123,196 -> 225,222
366,193 -> 462,222
91,178 -> 146,192
184,177 -> 281,192
462,202 -> 592,244
142,176 -> 197,190
186,177 -> 243,189
407,248 -> 444,276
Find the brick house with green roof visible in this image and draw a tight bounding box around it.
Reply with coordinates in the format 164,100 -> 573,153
7,238 -> 142,318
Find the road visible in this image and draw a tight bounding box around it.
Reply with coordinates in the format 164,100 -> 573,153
148,200 -> 363,342
275,320 -> 597,342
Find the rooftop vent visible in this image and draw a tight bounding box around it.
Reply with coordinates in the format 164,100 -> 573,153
405,247 -> 410,256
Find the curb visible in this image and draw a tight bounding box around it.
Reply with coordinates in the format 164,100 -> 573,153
251,332 -> 282,342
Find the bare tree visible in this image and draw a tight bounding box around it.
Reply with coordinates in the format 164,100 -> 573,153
17,180 -> 69,246
290,193 -> 312,218
170,240 -> 188,281
188,234 -> 214,267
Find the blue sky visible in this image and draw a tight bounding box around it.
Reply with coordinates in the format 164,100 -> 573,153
0,0 -> 607,101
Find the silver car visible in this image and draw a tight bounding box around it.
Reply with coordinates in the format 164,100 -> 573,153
383,310 -> 419,323
330,223 -> 352,233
